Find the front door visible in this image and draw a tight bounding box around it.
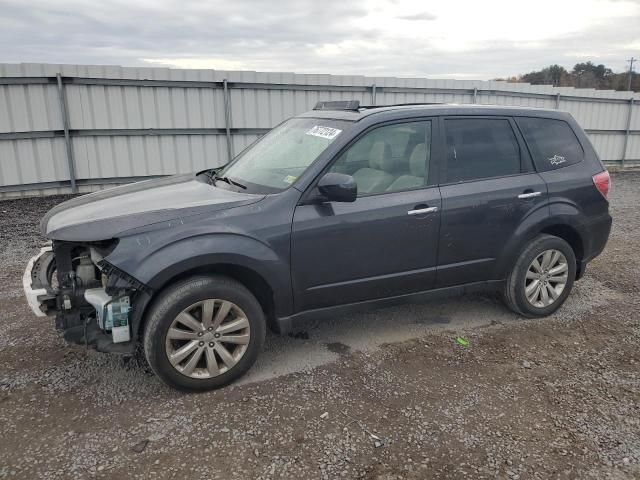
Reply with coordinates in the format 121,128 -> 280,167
291,120 -> 441,312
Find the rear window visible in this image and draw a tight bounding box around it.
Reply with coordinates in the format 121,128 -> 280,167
516,117 -> 583,172
444,118 -> 521,183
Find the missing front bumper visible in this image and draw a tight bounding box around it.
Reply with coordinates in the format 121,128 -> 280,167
22,245 -> 55,317
23,242 -> 144,352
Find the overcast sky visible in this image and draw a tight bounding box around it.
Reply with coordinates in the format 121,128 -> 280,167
1,0 -> 639,80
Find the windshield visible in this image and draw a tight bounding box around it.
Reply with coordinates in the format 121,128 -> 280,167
216,118 -> 351,194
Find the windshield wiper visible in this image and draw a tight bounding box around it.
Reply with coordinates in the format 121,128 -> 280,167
214,175 -> 247,190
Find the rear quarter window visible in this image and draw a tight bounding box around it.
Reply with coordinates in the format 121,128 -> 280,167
516,117 -> 583,172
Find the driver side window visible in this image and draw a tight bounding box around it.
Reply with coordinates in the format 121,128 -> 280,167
329,121 -> 431,196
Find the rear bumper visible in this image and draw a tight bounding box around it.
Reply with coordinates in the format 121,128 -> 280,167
584,213 -> 612,261
22,246 -> 53,317
576,212 -> 612,279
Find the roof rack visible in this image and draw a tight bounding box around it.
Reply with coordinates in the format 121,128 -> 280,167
312,101 -> 444,113
358,102 -> 443,109
313,100 -> 360,111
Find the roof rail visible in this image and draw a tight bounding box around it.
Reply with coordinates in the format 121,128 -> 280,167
359,102 -> 443,109
313,100 -> 360,111
312,101 -> 444,113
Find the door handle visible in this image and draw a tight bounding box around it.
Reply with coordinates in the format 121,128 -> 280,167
408,206 -> 438,215
517,191 -> 542,199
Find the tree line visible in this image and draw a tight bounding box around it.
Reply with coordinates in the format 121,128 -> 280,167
495,62 -> 638,92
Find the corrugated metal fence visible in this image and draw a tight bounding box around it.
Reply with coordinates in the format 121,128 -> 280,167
1,63 -> 638,198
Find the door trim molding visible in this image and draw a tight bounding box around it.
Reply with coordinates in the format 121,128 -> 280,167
307,264 -> 438,291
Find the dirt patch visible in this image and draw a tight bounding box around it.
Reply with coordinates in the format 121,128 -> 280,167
0,173 -> 639,479
325,342 -> 351,355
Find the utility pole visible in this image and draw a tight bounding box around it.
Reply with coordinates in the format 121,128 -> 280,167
628,57 -> 636,91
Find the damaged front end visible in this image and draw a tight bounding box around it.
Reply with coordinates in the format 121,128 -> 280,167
23,240 -> 149,354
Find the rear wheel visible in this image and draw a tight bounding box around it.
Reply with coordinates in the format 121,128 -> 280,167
143,275 -> 265,391
504,234 -> 576,317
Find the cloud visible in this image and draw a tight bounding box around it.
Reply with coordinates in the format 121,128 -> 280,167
142,57 -> 249,70
0,0 -> 638,80
395,12 -> 437,21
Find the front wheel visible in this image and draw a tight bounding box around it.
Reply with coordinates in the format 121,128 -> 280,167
504,234 -> 576,318
143,275 -> 266,392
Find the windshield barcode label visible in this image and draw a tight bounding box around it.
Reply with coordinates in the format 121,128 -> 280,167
306,126 -> 342,140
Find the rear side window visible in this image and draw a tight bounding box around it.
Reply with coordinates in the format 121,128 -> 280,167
444,118 -> 521,183
516,117 -> 583,172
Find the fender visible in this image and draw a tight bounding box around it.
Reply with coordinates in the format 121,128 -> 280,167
546,199 -> 608,262
493,198 -> 589,279
493,201 -> 551,279
105,232 -> 293,317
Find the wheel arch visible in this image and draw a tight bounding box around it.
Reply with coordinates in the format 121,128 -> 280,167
159,263 -> 275,322
110,234 -> 292,339
494,211 -> 587,281
132,262 -> 280,339
539,224 -> 585,278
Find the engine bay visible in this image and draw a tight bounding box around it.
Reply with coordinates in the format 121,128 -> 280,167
24,240 -> 141,351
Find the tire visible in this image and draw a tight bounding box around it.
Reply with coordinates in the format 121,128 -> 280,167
503,234 -> 576,318
143,275 -> 266,392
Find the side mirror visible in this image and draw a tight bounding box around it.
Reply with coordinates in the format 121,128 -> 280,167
317,172 -> 357,203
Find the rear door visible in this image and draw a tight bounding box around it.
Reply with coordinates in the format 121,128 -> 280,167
436,116 -> 548,287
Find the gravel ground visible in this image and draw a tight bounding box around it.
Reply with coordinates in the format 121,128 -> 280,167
0,174 -> 638,479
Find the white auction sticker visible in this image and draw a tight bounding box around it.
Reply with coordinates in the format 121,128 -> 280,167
306,125 -> 342,140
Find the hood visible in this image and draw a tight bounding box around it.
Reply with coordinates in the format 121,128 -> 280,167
42,173 -> 265,241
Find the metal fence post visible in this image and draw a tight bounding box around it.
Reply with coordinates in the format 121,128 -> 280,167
55,73 -> 77,193
555,93 -> 561,109
473,87 -> 478,104
621,97 -> 634,168
371,84 -> 377,105
222,78 -> 234,163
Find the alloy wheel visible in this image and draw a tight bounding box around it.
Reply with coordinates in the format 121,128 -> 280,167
524,249 -> 569,308
165,299 -> 250,378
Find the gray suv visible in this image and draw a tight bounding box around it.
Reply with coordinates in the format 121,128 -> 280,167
23,101 -> 612,391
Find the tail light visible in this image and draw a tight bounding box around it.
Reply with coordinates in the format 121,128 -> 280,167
592,170 -> 610,200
